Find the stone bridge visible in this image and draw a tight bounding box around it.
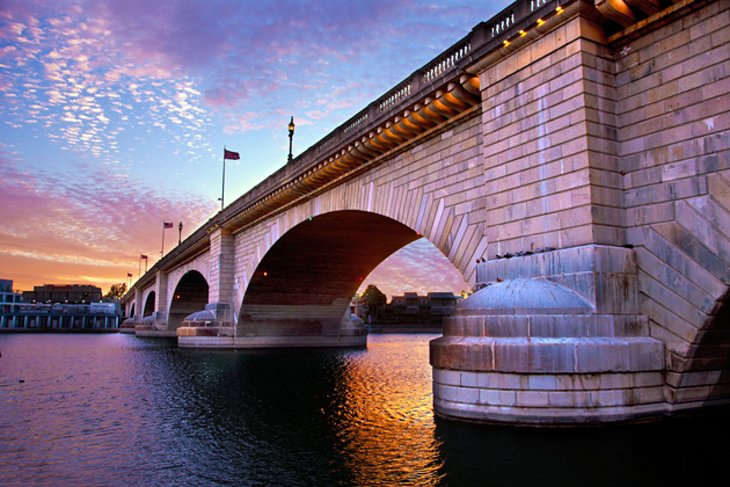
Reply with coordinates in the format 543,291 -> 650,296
122,0 -> 730,425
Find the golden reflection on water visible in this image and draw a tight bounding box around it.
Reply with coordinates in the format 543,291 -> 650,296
330,334 -> 445,486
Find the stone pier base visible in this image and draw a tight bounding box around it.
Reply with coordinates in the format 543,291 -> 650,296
431,245 -> 668,426
432,345 -> 667,425
135,325 -> 177,338
177,304 -> 367,349
178,333 -> 367,349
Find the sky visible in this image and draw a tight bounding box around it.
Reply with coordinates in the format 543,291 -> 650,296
0,0 -> 511,298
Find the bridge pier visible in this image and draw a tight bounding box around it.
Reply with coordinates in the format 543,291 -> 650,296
431,245 -> 668,425
177,301 -> 367,349
135,311 -> 177,337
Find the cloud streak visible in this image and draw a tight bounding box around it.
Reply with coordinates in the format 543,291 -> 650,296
358,238 -> 468,299
0,146 -> 217,291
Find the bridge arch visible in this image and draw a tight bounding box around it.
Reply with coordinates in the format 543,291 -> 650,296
143,291 -> 156,317
238,210 -> 457,336
675,290 -> 730,404
168,270 -> 209,331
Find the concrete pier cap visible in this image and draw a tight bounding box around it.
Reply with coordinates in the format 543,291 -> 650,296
431,252 -> 667,426
178,302 -> 235,338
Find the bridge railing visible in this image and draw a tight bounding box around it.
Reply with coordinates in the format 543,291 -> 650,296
251,0 -> 559,188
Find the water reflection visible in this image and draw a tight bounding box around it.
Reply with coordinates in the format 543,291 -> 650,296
328,336 -> 445,486
1,333 -> 729,486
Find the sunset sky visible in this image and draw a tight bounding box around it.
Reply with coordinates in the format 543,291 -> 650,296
0,0 -> 510,297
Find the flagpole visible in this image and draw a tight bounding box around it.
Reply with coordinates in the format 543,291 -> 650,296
221,146 -> 226,211
161,225 -> 166,257
138,257 -> 141,278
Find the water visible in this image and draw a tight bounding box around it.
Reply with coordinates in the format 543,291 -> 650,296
0,333 -> 728,486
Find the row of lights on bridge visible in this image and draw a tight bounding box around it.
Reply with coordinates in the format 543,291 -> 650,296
501,5 -> 564,48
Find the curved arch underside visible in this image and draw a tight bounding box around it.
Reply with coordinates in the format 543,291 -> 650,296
169,271 -> 209,330
143,292 -> 155,317
240,210 -> 421,336
681,293 -> 730,403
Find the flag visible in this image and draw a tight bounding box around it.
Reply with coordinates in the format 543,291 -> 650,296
224,149 -> 240,160
127,273 -> 133,278
140,254 -> 148,260
163,222 -> 174,228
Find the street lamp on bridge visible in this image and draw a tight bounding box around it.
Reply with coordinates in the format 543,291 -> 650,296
178,221 -> 183,245
287,116 -> 295,163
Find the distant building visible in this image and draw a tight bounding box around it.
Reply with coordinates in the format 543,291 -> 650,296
22,284 -> 102,304
375,291 -> 460,325
1,279 -> 21,313
1,282 -> 117,330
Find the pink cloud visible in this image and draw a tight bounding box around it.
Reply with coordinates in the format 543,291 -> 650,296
0,148 -> 217,291
358,238 -> 468,299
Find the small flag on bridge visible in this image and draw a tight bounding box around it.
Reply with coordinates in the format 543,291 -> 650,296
163,221 -> 174,228
127,273 -> 133,278
224,149 -> 240,160
141,254 -> 148,260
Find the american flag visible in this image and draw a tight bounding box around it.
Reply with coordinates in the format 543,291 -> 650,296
224,149 -> 240,160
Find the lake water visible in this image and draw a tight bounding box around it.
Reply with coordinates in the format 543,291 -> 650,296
0,333 -> 728,486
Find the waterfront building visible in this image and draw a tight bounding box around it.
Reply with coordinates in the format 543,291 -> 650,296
22,284 -> 102,304
1,282 -> 118,330
0,279 -> 21,313
364,292 -> 460,325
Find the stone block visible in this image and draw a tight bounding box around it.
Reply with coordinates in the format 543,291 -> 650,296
473,372 -> 492,389
528,375 -> 557,390
484,315 -> 529,337
575,338 -> 628,373
591,389 -> 632,407
460,371 -> 479,387
628,337 -> 668,371
495,373 -> 523,390
498,390 -> 517,407
457,386 -> 480,405
516,390 -> 550,407
673,385 -> 713,403
494,338 -> 577,373
598,373 -> 634,390
548,390 -> 592,408
433,368 -> 461,386
638,386 -> 666,405
479,389 -> 501,406
633,371 -> 665,388
434,383 -> 461,403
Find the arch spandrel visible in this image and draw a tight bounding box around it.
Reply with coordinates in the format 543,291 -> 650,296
237,209 -> 465,336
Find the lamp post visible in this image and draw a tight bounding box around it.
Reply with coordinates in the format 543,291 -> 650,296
178,221 -> 183,245
287,116 -> 295,163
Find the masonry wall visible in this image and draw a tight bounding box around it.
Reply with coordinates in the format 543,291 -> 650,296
480,15 -> 623,260
615,1 -> 730,406
475,0 -> 729,409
